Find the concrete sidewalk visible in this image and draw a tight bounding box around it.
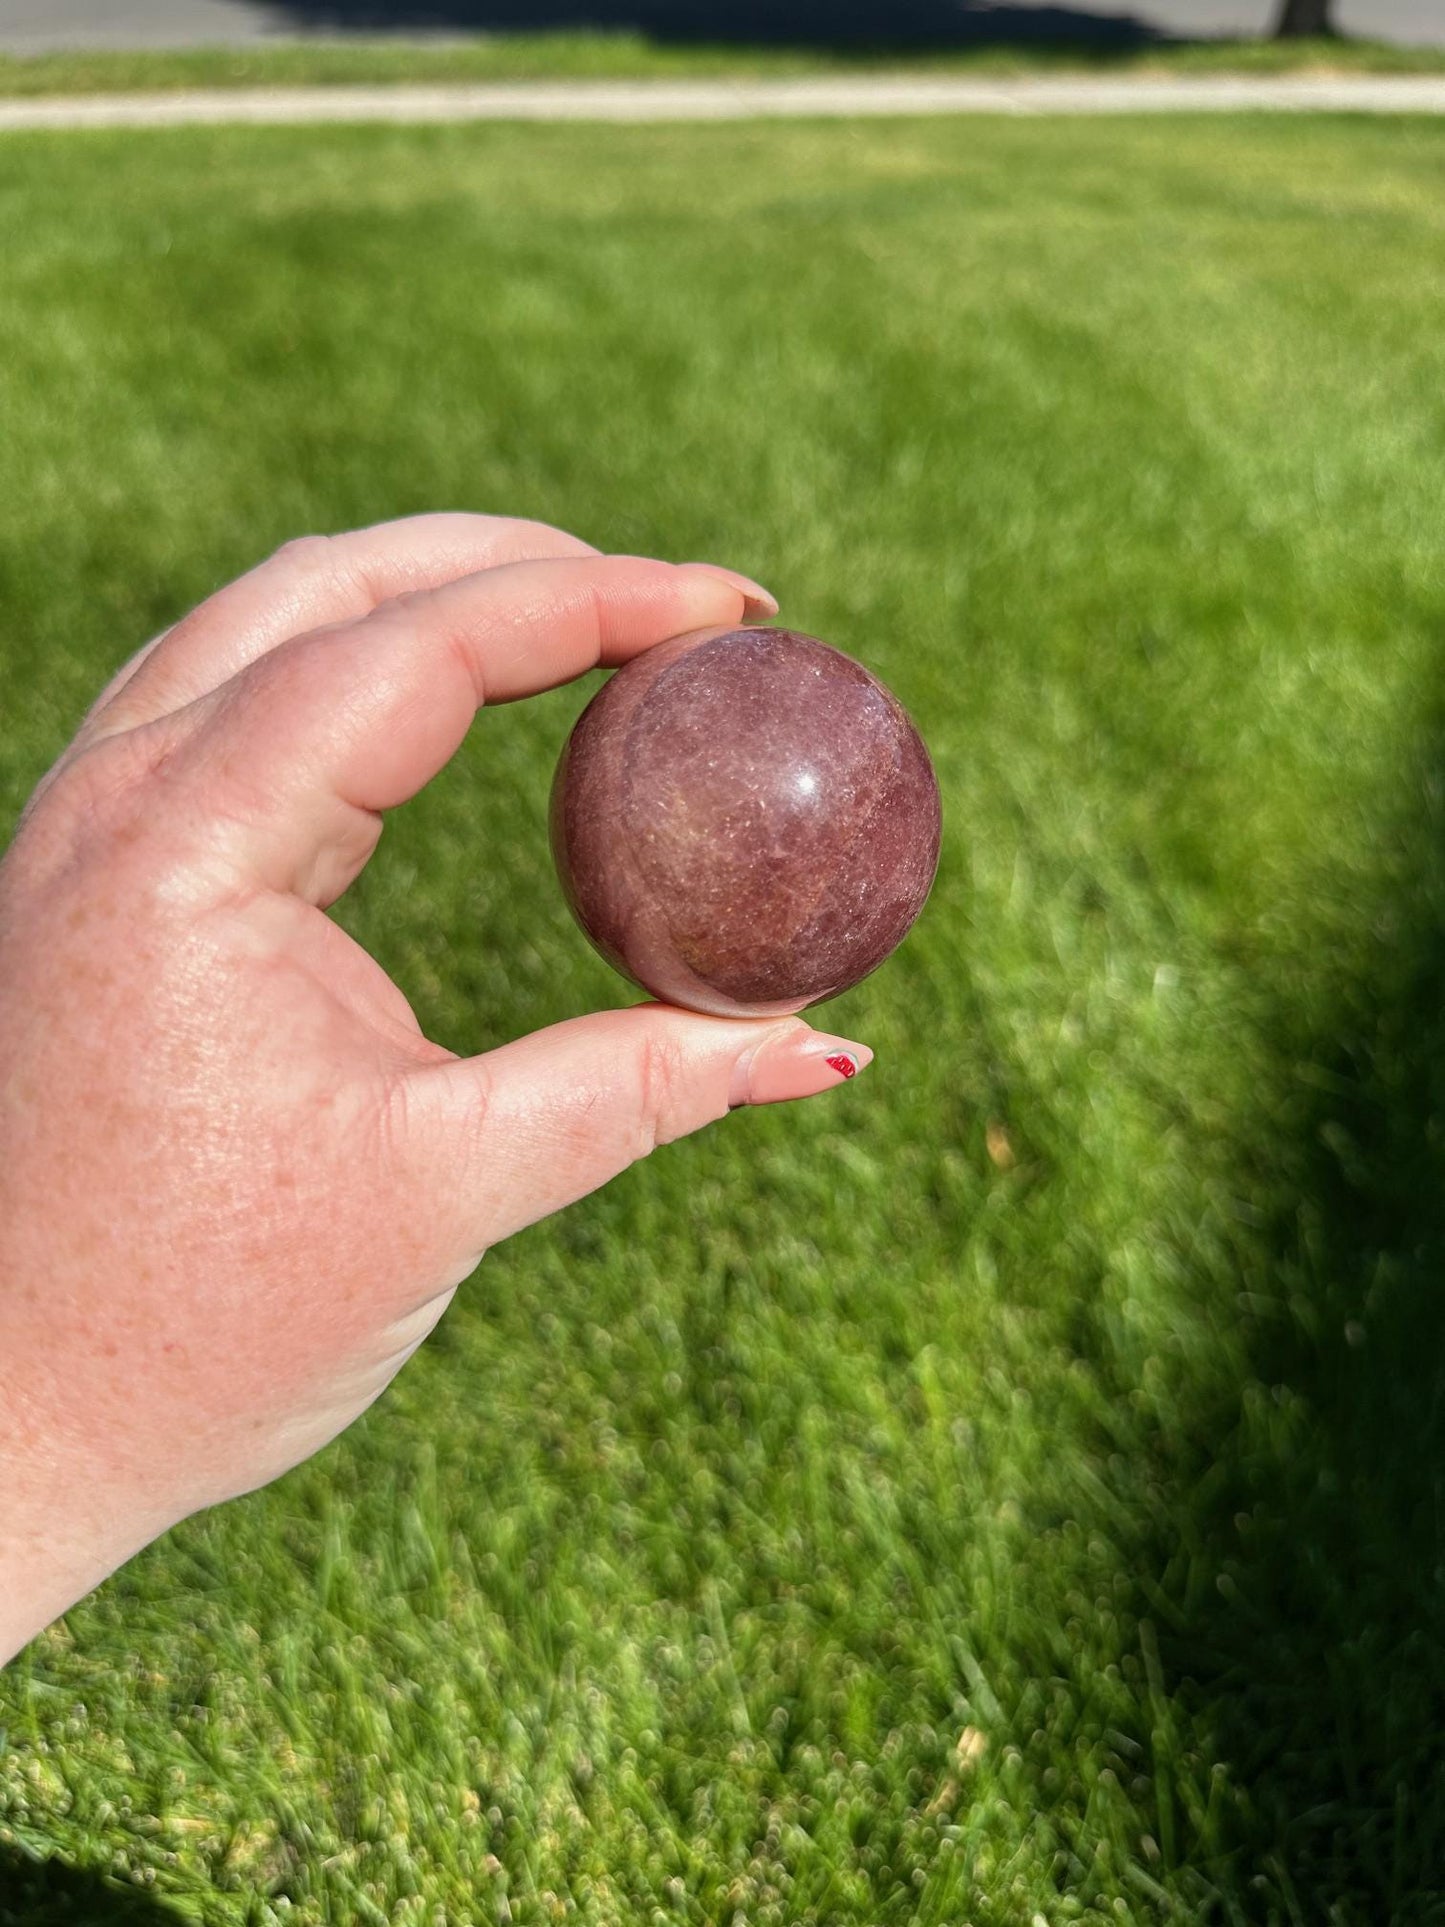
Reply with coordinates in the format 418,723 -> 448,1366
2,72 -> 1445,129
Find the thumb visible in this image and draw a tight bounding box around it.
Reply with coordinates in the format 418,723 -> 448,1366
399,1004 -> 873,1257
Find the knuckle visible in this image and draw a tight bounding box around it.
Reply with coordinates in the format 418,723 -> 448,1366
5,725 -> 181,887
273,527 -> 391,616
272,533 -> 377,620
272,532 -> 335,572
34,728 -> 156,826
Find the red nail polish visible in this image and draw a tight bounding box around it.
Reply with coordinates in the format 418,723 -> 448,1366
733,1033 -> 872,1105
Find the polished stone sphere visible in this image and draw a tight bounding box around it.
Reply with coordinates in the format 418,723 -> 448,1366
550,625 -> 941,1018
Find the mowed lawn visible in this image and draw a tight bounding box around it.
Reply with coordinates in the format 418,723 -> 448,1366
2,34 -> 1444,96
1,111 -> 1444,1926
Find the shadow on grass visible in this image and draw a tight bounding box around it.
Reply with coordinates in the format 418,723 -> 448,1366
0,1847 -> 194,1927
1160,715 -> 1445,1911
235,0 -> 1169,49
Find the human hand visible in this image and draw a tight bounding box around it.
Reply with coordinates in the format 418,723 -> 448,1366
0,515 -> 873,1662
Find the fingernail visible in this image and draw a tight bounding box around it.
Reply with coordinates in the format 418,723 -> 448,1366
686,564 -> 780,621
729,1029 -> 874,1107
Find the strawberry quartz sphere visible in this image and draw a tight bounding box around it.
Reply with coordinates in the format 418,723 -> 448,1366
549,625 -> 942,1018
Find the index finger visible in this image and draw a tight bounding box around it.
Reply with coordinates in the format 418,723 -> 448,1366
153,553 -> 779,902
80,512 -> 601,739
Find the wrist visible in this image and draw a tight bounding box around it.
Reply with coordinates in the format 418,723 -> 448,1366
0,1360 -> 169,1666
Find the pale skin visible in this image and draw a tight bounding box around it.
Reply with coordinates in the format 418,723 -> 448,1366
0,514 -> 873,1665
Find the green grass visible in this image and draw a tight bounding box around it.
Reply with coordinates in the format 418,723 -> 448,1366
2,110 -> 1445,1926
0,32 -> 1443,96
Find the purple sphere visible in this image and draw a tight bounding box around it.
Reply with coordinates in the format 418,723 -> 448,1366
550,626 -> 942,1017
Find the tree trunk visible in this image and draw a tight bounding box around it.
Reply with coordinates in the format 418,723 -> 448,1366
1273,0 -> 1336,34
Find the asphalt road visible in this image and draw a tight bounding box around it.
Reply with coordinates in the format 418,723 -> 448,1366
0,0 -> 1441,53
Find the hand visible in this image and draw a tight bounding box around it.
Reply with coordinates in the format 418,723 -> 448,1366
0,514 -> 873,1662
